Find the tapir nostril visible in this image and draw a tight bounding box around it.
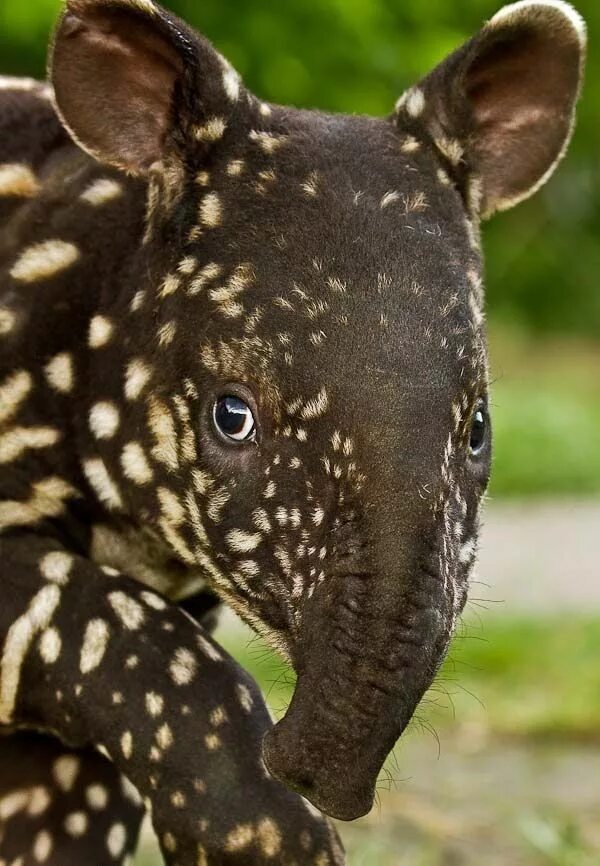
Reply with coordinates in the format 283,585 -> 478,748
292,773 -> 316,797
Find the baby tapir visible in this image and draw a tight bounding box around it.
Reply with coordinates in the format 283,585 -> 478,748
0,0 -> 586,863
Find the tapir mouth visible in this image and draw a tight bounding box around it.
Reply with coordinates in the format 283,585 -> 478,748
263,722 -> 377,821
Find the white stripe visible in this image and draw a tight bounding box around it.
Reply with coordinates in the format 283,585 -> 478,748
0,584 -> 61,723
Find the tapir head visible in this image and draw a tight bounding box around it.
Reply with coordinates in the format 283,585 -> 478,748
51,0 -> 585,820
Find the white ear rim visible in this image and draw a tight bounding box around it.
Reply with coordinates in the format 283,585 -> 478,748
490,0 -> 587,47
68,0 -> 158,15
479,0 -> 587,215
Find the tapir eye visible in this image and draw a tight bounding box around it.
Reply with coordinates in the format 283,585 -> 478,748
469,401 -> 488,455
213,395 -> 256,443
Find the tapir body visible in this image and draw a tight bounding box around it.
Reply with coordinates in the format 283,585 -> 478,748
0,0 -> 585,863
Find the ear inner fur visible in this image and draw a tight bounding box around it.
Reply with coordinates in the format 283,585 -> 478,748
394,0 -> 586,217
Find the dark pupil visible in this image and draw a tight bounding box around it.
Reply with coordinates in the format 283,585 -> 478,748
470,409 -> 486,452
215,396 -> 250,436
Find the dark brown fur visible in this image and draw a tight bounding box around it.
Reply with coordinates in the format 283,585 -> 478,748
0,0 -> 585,861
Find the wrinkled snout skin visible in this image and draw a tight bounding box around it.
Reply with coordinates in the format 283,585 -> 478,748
264,592 -> 447,820
262,456 -> 473,820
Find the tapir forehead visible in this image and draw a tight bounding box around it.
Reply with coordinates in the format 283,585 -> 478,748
186,107 -> 484,408
199,108 -> 476,286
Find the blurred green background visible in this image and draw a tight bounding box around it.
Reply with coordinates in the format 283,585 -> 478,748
2,1 -> 599,864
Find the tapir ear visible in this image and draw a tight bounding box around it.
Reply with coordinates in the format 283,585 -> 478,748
395,0 -> 586,218
50,0 -> 243,173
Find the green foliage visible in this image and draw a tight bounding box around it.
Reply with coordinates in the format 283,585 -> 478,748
2,0 -> 599,338
448,615 -> 600,739
488,331 -> 600,496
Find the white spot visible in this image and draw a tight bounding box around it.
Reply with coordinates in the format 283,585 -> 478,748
10,240 -> 80,283
145,692 -> 164,716
33,829 -> 53,862
236,682 -> 253,712
0,163 -> 39,197
82,458 -> 123,510
89,401 -> 120,439
226,529 -> 263,553
89,315 -> 113,348
147,396 -> 178,470
0,305 -> 16,336
263,480 -> 276,499
226,159 -> 245,177
301,171 -> 319,197
382,190 -> 402,209
178,256 -> 197,275
158,273 -> 180,299
157,486 -> 185,525
156,722 -> 173,749
188,262 -> 222,295
312,507 -> 325,526
107,822 -> 127,858
437,167 -> 451,186
80,619 -> 110,673
170,647 -> 197,685
249,129 -> 287,154
205,732 -> 221,750
80,178 -> 123,206
86,783 -> 109,810
108,592 -> 145,630
120,732 -> 133,759
40,549 -> 73,586
396,87 -> 425,118
28,787 -> 51,816
124,358 -> 151,400
221,59 -> 241,101
0,790 -> 29,819
435,136 -> 464,166
0,477 -> 75,531
199,193 -> 222,228
39,627 -> 61,664
193,116 -> 227,142
52,755 -> 80,793
0,369 -> 32,424
120,441 -> 153,485
401,135 -> 421,154
157,320 -> 177,347
65,811 -> 88,837
44,352 -> 73,393
301,388 -> 329,420
130,290 -> 145,312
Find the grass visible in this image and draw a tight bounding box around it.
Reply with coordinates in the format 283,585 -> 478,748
434,615 -> 600,739
488,330 -> 600,497
220,614 -> 600,741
